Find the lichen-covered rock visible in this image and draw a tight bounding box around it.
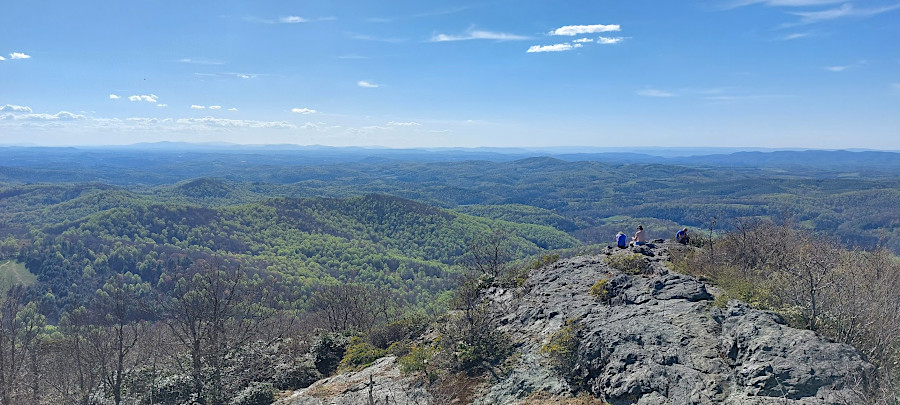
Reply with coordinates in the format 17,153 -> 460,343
485,243 -> 871,404
273,356 -> 431,405
280,243 -> 872,405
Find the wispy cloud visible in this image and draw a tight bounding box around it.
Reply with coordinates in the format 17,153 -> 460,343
291,108 -> 318,114
179,58 -> 224,65
430,28 -> 530,42
0,56 -> 6,61
0,111 -> 85,121
209,105 -> 222,110
824,60 -> 866,72
279,16 -> 308,23
597,36 -> 625,44
788,3 -> 900,24
387,121 -> 421,126
358,80 -> 380,88
526,43 -> 583,53
228,107 -> 238,111
723,0 -> 843,9
781,32 -> 811,40
157,104 -> 167,107
175,117 -> 295,129
573,38 -> 594,43
637,89 -> 675,97
550,24 -> 621,36
9,52 -> 31,60
245,16 -> 333,24
0,105 -> 33,113
128,94 -> 159,103
350,34 -> 407,43
109,94 -> 120,100
194,72 -> 258,79
190,105 -> 206,109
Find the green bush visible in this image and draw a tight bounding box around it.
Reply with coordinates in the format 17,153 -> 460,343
540,318 -> 583,374
338,337 -> 386,371
589,279 -> 610,301
604,253 -> 651,275
273,358 -> 321,390
398,344 -> 436,374
230,382 -> 274,405
312,333 -> 349,376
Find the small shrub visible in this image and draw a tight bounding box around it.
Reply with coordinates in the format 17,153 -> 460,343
540,318 -> 583,374
273,358 -> 321,390
230,382 -> 274,405
399,344 -> 437,375
589,279 -> 609,301
311,333 -> 349,376
604,254 -> 651,275
151,373 -> 194,405
338,337 -> 386,371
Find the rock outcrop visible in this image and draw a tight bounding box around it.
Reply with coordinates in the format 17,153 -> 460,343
279,243 -> 872,405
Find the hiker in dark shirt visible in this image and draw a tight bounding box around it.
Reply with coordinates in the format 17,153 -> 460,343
616,232 -> 628,248
675,228 -> 689,244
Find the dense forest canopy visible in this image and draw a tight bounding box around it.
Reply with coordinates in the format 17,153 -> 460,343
0,146 -> 898,404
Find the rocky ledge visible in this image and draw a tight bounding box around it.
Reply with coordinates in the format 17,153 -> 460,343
280,242 -> 872,405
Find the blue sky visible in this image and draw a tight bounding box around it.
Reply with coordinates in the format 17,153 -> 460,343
1,0 -> 898,149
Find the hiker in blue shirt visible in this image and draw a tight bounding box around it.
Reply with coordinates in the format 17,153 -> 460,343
675,228 -> 689,244
616,232 -> 628,248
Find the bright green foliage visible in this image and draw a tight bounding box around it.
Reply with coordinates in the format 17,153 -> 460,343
604,254 -> 651,275
398,344 -> 437,374
589,279 -> 609,300
338,337 -> 387,371
541,318 -> 583,373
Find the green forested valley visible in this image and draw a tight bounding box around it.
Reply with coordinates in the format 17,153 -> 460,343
0,146 -> 899,404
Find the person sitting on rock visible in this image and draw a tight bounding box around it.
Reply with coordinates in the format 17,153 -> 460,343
616,232 -> 628,249
633,225 -> 648,246
675,228 -> 689,244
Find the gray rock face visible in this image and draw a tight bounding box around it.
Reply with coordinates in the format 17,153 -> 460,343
482,243 -> 871,405
273,356 -> 431,405
280,243 -> 871,405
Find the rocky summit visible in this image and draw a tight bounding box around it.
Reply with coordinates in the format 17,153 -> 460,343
278,242 -> 872,405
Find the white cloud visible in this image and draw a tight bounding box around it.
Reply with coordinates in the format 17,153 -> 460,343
279,16 -> 308,23
291,108 -> 318,114
209,105 -> 222,110
190,105 -> 206,109
128,94 -> 159,103
789,3 -> 900,24
725,0 -> 843,8
637,89 -> 675,97
550,24 -> 620,36
358,80 -> 380,88
350,34 -> 407,43
387,121 -> 421,126
157,104 -> 168,107
0,111 -> 85,121
109,94 -> 120,100
824,65 -> 848,72
430,29 -> 531,42
597,36 -> 625,44
0,56 -> 5,61
781,32 -> 811,40
0,105 -> 33,113
9,52 -> 31,60
179,58 -> 224,65
175,117 -> 295,129
228,107 -> 238,111
526,43 -> 583,53
573,38 -> 594,43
